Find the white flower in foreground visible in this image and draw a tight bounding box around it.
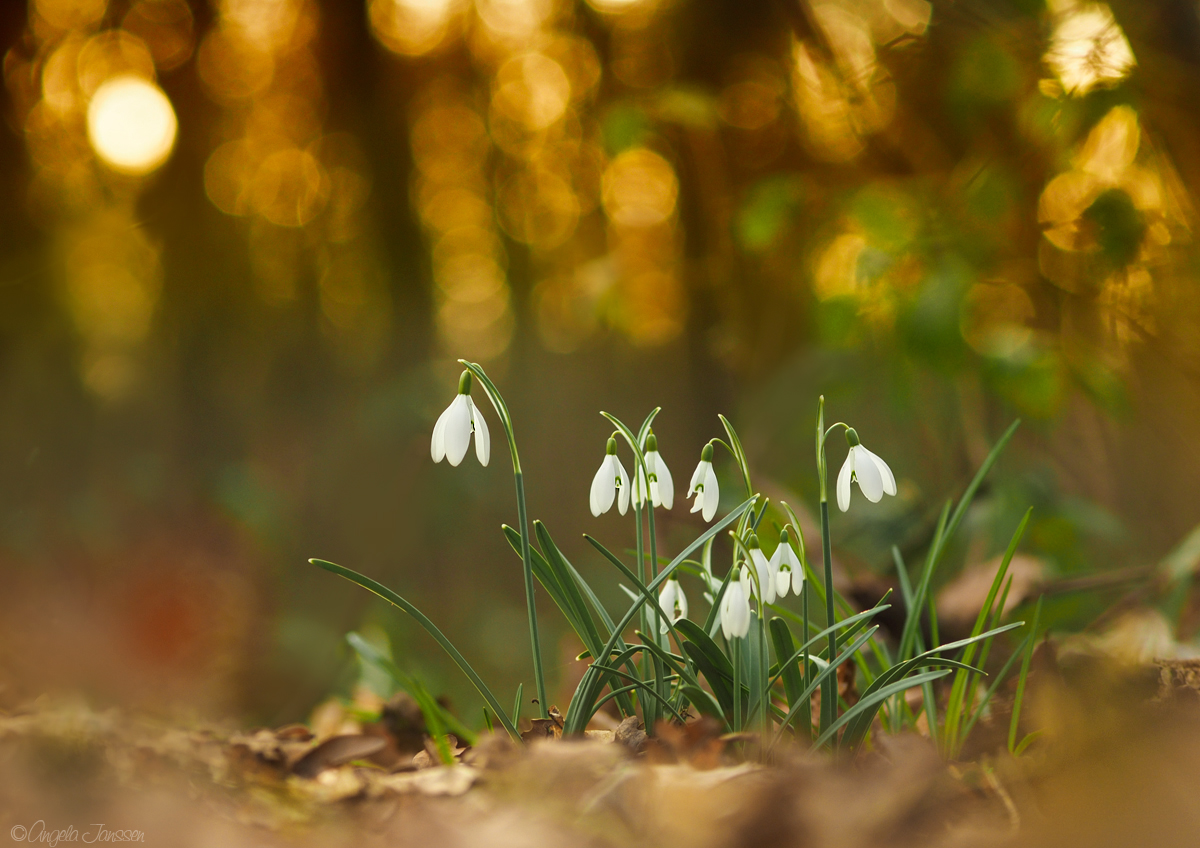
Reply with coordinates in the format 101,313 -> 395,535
590,437 -> 631,517
687,443 -> 719,522
634,431 -> 674,509
747,534 -> 776,605
836,428 -> 896,513
770,529 -> 804,598
431,370 -> 490,467
657,577 -> 688,634
720,565 -> 752,641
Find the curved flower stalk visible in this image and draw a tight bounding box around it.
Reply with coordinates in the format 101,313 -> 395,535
657,577 -> 688,634
836,429 -> 897,513
431,371 -> 490,466
590,437 -> 631,517
688,443 -> 720,521
771,528 -> 804,598
633,431 -> 674,510
453,361 -> 548,718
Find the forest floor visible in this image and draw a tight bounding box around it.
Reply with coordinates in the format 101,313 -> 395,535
2,658 -> 1200,848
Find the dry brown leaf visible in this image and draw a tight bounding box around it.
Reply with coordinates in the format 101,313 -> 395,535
291,734 -> 387,778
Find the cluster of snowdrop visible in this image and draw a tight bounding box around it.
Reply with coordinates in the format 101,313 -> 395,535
431,371 -> 896,646
317,362 -> 1022,751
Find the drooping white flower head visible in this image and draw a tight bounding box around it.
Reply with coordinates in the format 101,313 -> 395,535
657,577 -> 688,634
770,528 -> 804,598
589,436 -> 631,517
747,534 -> 776,605
688,443 -> 719,522
720,564 -> 752,641
836,428 -> 896,513
634,431 -> 674,510
431,370 -> 490,467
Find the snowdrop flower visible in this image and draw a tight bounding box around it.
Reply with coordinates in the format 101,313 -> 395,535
590,437 -> 631,517
431,370 -> 490,467
836,428 -> 896,513
657,577 -> 688,634
720,564 -> 752,641
747,534 -> 776,605
687,443 -> 719,522
770,529 -> 804,598
633,431 -> 674,509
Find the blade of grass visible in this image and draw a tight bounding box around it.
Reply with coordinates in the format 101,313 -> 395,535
770,626 -> 881,748
812,669 -> 953,749
312,558 -> 519,740
943,509 -> 1031,751
346,632 -> 478,746
1008,594 -> 1044,754
563,496 -> 756,733
898,420 -> 1021,662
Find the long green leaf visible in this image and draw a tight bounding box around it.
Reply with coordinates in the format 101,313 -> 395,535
346,632 -> 477,747
841,655 -> 978,751
960,637 -> 1028,744
681,684 -> 726,721
589,664 -> 688,723
1008,594 -> 1044,754
311,558 -> 520,740
769,618 -> 803,710
682,641 -> 735,714
771,626 -> 881,748
719,414 -> 753,498
898,420 -> 1021,660
812,669 -> 953,749
535,521 -> 604,655
564,495 -> 756,733
944,508 -> 1031,750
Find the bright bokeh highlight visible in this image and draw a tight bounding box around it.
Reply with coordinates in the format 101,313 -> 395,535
86,74 -> 178,175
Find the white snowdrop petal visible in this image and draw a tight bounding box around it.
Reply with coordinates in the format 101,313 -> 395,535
654,453 -> 674,509
852,445 -> 884,502
792,567 -> 804,595
776,568 -> 790,598
836,453 -> 853,512
658,581 -> 676,634
444,395 -> 473,466
752,549 -> 775,605
617,458 -> 631,516
590,456 -> 616,516
860,446 -> 896,496
734,591 -> 751,638
469,398 -> 490,466
702,465 -> 720,521
431,403 -> 452,463
689,460 -> 707,492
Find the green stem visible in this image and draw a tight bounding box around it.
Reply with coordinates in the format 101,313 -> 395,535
820,499 -> 835,742
801,581 -> 812,743
733,636 -> 742,732
515,472 -> 549,719
460,361 -> 548,720
635,503 -> 658,730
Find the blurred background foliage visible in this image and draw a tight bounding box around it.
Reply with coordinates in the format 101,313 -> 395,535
2,0 -> 1200,725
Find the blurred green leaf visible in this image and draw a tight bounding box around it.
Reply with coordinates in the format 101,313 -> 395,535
736,176 -> 804,252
